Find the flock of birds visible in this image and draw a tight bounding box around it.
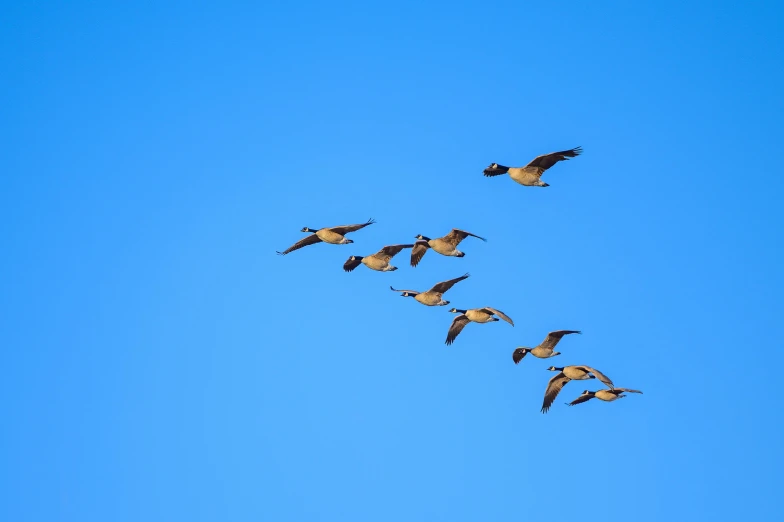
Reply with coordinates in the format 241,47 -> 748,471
277,147 -> 642,413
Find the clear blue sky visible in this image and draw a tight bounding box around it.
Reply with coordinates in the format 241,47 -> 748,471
2,1 -> 782,520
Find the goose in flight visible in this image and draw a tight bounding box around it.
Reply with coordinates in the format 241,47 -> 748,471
277,218 -> 376,255
445,307 -> 514,345
390,273 -> 470,306
512,330 -> 581,364
483,147 -> 582,187
411,228 -> 486,268
566,388 -> 643,407
343,244 -> 414,272
541,365 -> 613,414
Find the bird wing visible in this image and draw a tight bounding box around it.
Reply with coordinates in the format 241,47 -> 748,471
443,228 -> 487,245
329,218 -> 376,235
566,393 -> 596,407
540,330 -> 581,351
512,348 -> 528,364
525,147 -> 583,172
429,273 -> 470,294
410,241 -> 430,267
389,286 -> 419,295
375,244 -> 414,262
614,388 -> 643,394
481,307 -> 514,326
483,164 -> 509,177
580,366 -> 614,388
541,372 -> 570,413
445,315 -> 471,345
343,256 -> 362,272
276,234 -> 323,255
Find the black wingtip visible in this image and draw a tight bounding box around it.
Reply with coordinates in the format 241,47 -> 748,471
343,257 -> 361,272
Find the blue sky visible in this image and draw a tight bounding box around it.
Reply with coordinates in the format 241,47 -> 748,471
1,1 -> 783,520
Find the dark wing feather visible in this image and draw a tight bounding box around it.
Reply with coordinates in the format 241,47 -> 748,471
444,228 -> 487,245
482,307 -> 514,326
541,372 -> 570,413
483,164 -> 509,177
566,393 -> 596,407
390,286 -> 419,295
540,330 -> 581,351
343,256 -> 362,272
445,315 -> 471,345
525,147 -> 583,171
376,244 -> 414,261
329,218 -> 376,236
429,273 -> 470,294
276,234 -> 322,255
512,348 -> 527,364
410,241 -> 430,267
614,388 -> 643,394
582,366 -> 614,388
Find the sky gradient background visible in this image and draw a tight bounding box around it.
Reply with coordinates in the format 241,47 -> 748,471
2,1 -> 783,521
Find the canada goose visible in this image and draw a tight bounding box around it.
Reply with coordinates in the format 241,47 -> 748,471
541,365 -> 614,414
343,244 -> 414,272
512,330 -> 581,364
277,218 -> 376,255
445,307 -> 514,345
390,273 -> 470,306
483,147 -> 582,187
411,229 -> 486,268
566,388 -> 643,407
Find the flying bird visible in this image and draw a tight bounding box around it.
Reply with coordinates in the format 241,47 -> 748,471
411,228 -> 486,268
566,388 -> 643,407
541,365 -> 613,414
445,307 -> 514,345
343,244 -> 414,272
483,147 -> 582,187
277,218 -> 376,255
513,330 -> 581,364
390,273 -> 470,306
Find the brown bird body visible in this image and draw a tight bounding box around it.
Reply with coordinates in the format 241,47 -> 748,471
277,218 -> 375,255
411,228 -> 486,267
483,147 -> 582,187
343,244 -> 414,272
541,365 -> 614,413
390,273 -> 470,306
513,330 -> 581,364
